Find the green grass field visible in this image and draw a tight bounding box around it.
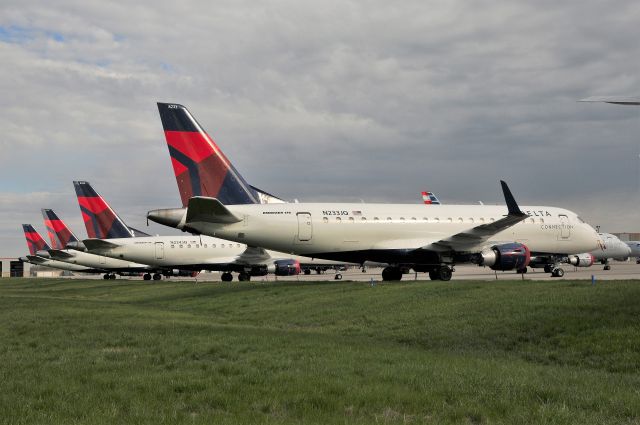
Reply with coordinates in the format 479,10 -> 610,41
0,278 -> 639,424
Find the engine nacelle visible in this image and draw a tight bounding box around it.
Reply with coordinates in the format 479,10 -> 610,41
268,259 -> 301,276
480,243 -> 531,271
568,253 -> 595,267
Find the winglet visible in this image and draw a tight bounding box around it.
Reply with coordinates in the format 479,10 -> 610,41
500,180 -> 526,216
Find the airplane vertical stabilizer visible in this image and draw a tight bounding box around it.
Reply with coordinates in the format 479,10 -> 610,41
41,209 -> 79,249
157,102 -> 261,206
22,224 -> 51,255
73,181 -> 134,239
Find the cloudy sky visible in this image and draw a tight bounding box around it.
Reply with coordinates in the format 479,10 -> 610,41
1,0 -> 639,257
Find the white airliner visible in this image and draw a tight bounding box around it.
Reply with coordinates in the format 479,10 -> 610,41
20,224 -> 96,273
147,103 -> 601,281
39,201 -> 157,280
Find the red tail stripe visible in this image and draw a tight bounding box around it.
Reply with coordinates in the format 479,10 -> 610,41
78,196 -> 109,214
165,131 -> 231,165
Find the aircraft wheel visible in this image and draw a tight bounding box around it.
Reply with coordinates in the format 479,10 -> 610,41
221,272 -> 233,282
552,268 -> 564,278
103,274 -> 110,280
438,266 -> 453,281
238,272 -> 250,281
153,273 -> 161,281
109,274 -> 117,280
381,266 -> 402,281
603,265 -> 611,271
143,273 -> 151,281
304,269 -> 311,275
543,264 -> 552,273
428,270 -> 439,280
334,273 -> 342,280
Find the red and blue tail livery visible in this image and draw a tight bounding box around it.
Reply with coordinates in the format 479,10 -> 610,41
74,181 -> 135,239
41,209 -> 79,249
22,224 -> 51,255
157,102 -> 261,207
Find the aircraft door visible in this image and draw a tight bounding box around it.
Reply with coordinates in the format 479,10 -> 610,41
297,213 -> 313,241
155,242 -> 165,259
558,215 -> 570,239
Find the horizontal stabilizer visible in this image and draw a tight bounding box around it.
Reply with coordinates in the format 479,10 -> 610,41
48,249 -> 74,260
83,238 -> 121,252
186,197 -> 242,224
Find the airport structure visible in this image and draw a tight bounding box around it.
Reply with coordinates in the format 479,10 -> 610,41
0,258 -> 29,278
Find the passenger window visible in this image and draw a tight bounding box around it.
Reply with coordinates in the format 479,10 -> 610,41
469,218 -> 474,223
423,217 -> 428,222
179,244 -> 183,248
529,218 -> 535,224
400,217 -> 405,222
361,217 -> 367,221
336,217 -> 342,223
457,217 -> 463,223
387,217 -> 392,221
348,217 -> 355,222
411,217 -> 416,221
373,217 -> 379,221
447,218 -> 453,223
212,244 -> 216,248
171,244 -> 175,248
237,244 -> 241,248
187,244 -> 191,248
490,218 -> 495,222
204,244 -> 207,248
540,218 -> 544,224
434,218 -> 440,223
221,244 -> 225,248
323,217 -> 328,223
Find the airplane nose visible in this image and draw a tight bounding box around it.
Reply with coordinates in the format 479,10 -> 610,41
147,207 -> 186,229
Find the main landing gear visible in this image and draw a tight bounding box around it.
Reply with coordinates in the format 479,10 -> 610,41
543,264 -> 564,277
428,266 -> 453,281
103,273 -> 116,280
238,272 -> 251,281
143,273 -> 162,281
221,272 -> 233,282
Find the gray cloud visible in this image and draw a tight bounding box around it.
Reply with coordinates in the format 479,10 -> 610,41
1,0 -> 639,257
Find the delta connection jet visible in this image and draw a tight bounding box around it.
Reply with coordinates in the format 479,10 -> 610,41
148,103 -> 601,281
81,104 -> 354,281
38,206 -> 158,280
20,224 -> 96,273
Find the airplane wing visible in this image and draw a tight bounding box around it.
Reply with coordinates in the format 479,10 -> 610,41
420,181 -> 528,253
186,197 -> 242,224
233,246 -> 273,265
83,238 -> 120,252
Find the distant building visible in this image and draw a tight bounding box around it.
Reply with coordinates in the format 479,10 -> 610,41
0,258 -> 30,278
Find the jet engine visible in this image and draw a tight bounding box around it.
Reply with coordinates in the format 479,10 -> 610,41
567,253 -> 595,267
479,243 -> 531,271
268,259 -> 301,276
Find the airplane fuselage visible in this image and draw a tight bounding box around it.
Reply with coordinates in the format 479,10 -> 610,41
86,235 -> 352,271
178,203 -> 601,265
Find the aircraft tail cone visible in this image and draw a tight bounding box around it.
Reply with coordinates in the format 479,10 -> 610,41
147,208 -> 186,229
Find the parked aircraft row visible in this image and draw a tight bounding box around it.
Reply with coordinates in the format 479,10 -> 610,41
21,101 -> 635,282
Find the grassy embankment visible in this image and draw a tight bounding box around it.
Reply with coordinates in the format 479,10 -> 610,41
0,277 -> 639,424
